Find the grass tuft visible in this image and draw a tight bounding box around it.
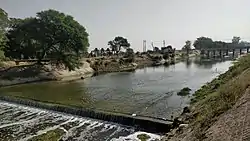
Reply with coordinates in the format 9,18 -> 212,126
137,133 -> 150,141
28,128 -> 65,141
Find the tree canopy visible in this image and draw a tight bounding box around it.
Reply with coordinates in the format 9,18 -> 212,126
5,9 -> 89,70
182,40 -> 192,55
0,8 -> 9,33
108,36 -> 130,54
0,8 -> 9,59
193,37 -> 213,50
193,36 -> 246,50
232,36 -> 241,44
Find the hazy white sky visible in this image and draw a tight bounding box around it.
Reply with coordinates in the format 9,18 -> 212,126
1,0 -> 250,51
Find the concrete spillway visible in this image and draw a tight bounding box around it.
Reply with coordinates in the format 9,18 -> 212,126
0,101 -> 162,140
0,96 -> 173,134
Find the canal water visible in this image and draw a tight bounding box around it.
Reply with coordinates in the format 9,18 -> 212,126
0,101 -> 160,141
0,58 -> 233,140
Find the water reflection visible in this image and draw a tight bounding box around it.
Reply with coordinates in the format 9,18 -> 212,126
185,58 -> 192,68
0,58 -> 233,119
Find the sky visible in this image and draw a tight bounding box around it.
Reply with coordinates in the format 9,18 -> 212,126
1,0 -> 250,51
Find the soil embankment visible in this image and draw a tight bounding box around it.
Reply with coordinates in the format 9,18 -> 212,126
0,61 -> 94,87
87,57 -> 138,73
163,55 -> 250,141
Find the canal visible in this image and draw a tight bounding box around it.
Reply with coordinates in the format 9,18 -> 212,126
0,58 -> 233,140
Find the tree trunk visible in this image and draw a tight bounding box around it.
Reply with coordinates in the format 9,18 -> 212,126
37,50 -> 46,65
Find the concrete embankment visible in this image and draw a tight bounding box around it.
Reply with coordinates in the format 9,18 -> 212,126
0,96 -> 172,133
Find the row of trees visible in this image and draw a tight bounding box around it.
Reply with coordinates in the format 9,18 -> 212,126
90,36 -> 131,57
0,8 -> 89,70
181,36 -> 247,56
193,36 -> 246,50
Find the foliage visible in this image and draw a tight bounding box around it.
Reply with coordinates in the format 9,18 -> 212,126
193,37 -> 213,50
137,134 -> 150,141
0,8 -> 10,59
182,40 -> 192,55
177,87 -> 191,96
0,8 -> 9,33
27,128 -> 65,141
5,9 -> 89,70
108,36 -> 130,54
124,48 -> 135,62
0,50 -> 5,60
93,48 -> 99,56
100,48 -> 105,55
163,53 -> 169,60
154,47 -> 160,52
232,36 -> 241,44
213,41 -> 226,48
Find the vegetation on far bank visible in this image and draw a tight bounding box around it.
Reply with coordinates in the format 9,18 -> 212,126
188,54 -> 250,139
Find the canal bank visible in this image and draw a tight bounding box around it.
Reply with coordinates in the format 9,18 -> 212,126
164,54 -> 250,141
0,54 -> 195,87
0,56 -> 145,87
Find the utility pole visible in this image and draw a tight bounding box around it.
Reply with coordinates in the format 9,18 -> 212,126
151,42 -> 155,51
143,40 -> 147,52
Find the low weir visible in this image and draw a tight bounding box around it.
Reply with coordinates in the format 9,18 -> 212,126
0,96 -> 173,133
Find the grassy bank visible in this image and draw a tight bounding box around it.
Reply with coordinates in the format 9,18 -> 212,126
188,54 -> 250,139
28,129 -> 65,141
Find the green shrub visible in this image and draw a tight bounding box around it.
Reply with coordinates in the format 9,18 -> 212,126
137,134 -> 150,141
177,87 -> 191,96
0,50 -> 5,61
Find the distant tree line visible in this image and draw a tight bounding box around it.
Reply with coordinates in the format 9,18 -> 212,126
193,36 -> 249,50
178,36 -> 250,57
89,36 -> 132,57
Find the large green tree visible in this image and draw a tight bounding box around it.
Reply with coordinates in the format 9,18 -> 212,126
108,36 -> 130,54
193,37 -> 213,50
0,8 -> 9,59
5,9 -> 89,70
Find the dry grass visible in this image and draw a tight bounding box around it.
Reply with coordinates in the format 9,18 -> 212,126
190,55 -> 250,139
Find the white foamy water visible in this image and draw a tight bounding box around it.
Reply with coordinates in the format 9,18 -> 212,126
0,102 -> 161,141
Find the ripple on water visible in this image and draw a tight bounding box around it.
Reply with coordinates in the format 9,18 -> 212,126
0,102 -> 161,141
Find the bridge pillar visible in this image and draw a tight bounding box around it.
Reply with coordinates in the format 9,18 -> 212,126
240,49 -> 242,55
225,50 -> 229,56
206,50 -> 210,58
247,48 -> 249,53
233,49 -> 235,57
213,50 -> 216,58
219,50 -> 222,58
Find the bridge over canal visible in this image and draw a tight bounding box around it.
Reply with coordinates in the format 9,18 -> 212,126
200,45 -> 250,58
